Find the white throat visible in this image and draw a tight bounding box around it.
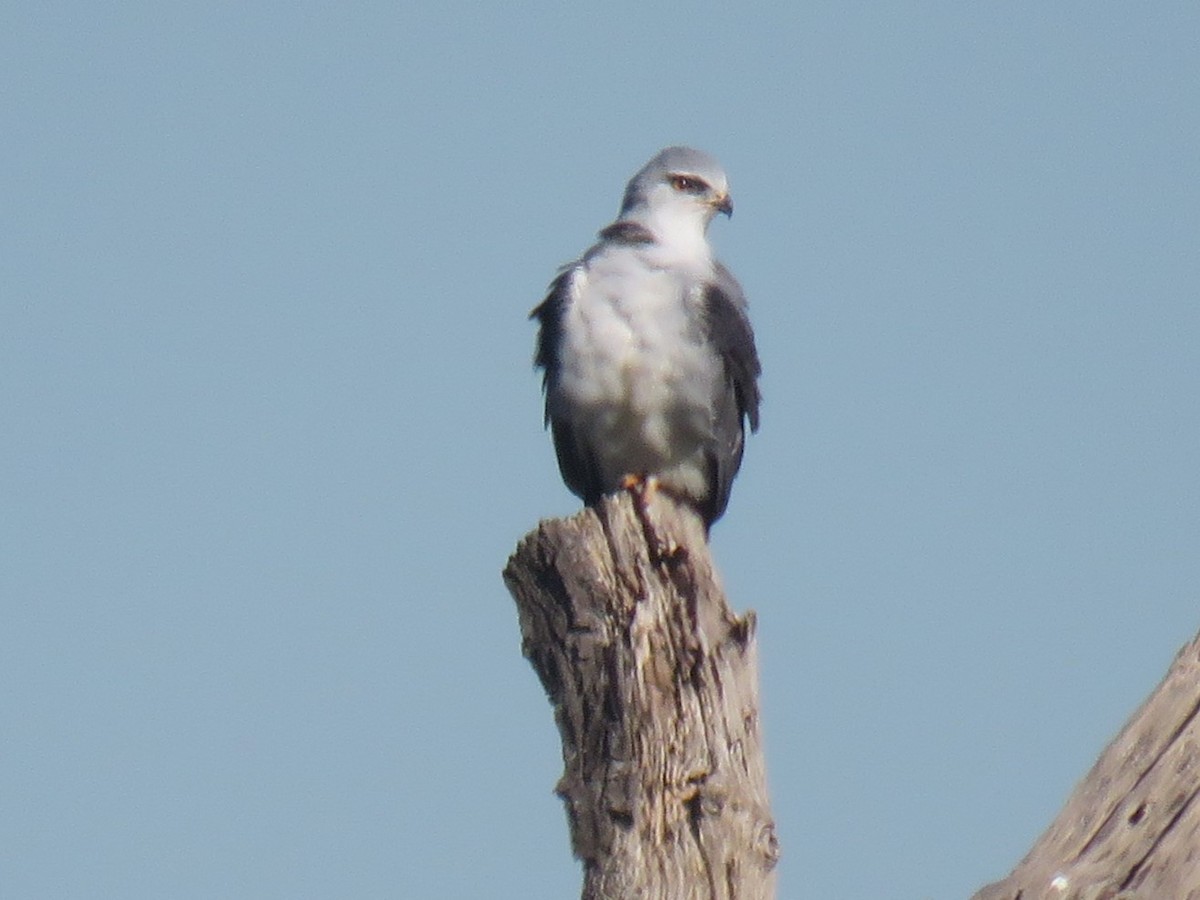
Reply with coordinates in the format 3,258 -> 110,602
629,203 -> 714,268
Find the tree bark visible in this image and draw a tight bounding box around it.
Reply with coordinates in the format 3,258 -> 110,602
973,630 -> 1200,900
503,490 -> 779,900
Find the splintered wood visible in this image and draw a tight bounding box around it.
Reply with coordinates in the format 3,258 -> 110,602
974,631 -> 1200,900
503,492 -> 778,900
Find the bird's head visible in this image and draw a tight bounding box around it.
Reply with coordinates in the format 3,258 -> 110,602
618,147 -> 732,244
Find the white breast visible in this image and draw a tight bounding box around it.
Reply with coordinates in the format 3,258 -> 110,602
552,243 -> 721,495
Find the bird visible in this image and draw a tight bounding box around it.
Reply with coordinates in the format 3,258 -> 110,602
530,146 -> 761,530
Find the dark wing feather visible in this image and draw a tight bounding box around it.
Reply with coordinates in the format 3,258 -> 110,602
529,268 -> 572,425
530,267 -> 604,504
700,262 -> 762,525
596,221 -> 655,246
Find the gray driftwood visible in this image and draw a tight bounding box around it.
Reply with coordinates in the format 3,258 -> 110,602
973,630 -> 1200,900
503,490 -> 779,900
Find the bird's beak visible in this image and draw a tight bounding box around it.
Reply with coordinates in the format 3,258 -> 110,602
713,193 -> 733,218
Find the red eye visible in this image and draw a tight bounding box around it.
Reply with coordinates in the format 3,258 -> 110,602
670,175 -> 706,194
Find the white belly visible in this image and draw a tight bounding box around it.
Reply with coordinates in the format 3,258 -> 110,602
553,259 -> 721,495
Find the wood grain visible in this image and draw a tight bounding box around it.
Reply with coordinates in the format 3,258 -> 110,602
503,491 -> 778,900
973,631 -> 1200,900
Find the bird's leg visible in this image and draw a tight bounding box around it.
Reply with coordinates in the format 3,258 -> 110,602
619,472 -> 652,511
621,472 -> 659,505
622,474 -> 683,564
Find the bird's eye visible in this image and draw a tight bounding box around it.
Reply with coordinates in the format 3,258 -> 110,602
670,175 -> 707,194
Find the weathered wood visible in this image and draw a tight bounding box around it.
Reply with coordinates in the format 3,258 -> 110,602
973,630 -> 1200,900
503,491 -> 779,900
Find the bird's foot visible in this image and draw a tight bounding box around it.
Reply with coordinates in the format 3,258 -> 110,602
623,474 -> 683,564
620,472 -> 656,510
620,472 -> 661,506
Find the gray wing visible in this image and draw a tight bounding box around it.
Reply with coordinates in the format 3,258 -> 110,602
699,262 -> 762,525
530,266 -> 605,505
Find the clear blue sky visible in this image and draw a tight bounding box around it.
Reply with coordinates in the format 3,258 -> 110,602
3,3 -> 1197,898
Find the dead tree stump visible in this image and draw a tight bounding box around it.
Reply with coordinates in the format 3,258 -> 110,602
973,629 -> 1200,900
503,491 -> 779,900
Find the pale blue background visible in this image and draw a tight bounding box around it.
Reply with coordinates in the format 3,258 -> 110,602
3,3 -> 1198,898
